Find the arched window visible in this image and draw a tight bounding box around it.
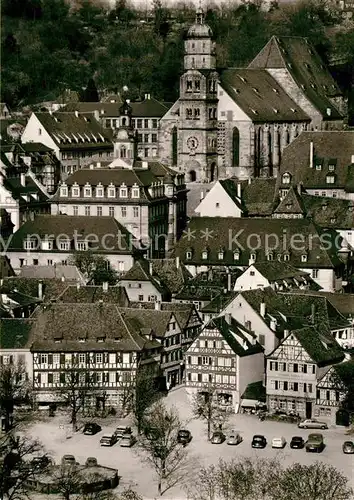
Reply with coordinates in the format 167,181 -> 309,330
172,127 -> 177,166
232,128 -> 240,166
122,117 -> 127,126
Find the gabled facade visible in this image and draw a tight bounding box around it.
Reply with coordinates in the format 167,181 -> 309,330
194,180 -> 243,218
185,314 -> 264,412
119,260 -> 168,302
265,327 -> 344,422
0,318 -> 34,382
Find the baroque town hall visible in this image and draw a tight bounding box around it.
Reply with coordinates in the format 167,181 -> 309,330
159,8 -> 346,183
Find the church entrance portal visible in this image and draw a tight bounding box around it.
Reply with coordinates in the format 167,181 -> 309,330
189,170 -> 197,182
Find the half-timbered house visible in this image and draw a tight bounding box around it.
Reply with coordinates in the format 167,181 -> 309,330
30,302 -> 161,408
266,326 -> 344,420
185,314 -> 264,412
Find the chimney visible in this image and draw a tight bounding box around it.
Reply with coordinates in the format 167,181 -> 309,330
155,301 -> 161,311
225,313 -> 232,325
309,141 -> 314,168
200,191 -> 204,201
227,273 -> 232,292
102,282 -> 109,292
297,183 -> 302,195
176,256 -> 180,269
38,280 -> 43,300
61,276 -> 65,282
270,318 -> 277,331
0,278 -> 3,287
149,261 -> 153,276
49,109 -> 53,115
74,110 -> 79,118
76,283 -> 80,290
20,173 -> 26,187
237,183 -> 241,200
284,329 -> 289,337
260,301 -> 266,318
94,110 -> 99,121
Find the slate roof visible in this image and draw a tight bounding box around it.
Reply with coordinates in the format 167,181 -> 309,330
289,291 -> 354,318
205,316 -> 264,357
220,68 -> 310,122
241,178 -> 278,216
34,112 -> 113,150
174,217 -> 342,269
18,265 -> 85,283
286,326 -> 344,366
56,285 -> 129,306
123,307 -> 172,338
218,179 -> 243,210
241,287 -> 349,333
30,303 -> 160,352
0,318 -> 35,349
7,215 -> 138,255
130,97 -> 169,118
0,278 -> 70,302
279,131 -> 354,190
248,36 -> 343,119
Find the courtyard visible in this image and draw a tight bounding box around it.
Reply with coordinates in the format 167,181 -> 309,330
25,388 -> 354,500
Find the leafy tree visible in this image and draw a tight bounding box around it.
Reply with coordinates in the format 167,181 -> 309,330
0,360 -> 32,432
138,402 -> 190,496
0,433 -> 48,500
191,385 -> 229,440
69,252 -> 119,285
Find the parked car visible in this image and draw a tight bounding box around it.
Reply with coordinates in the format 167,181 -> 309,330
31,456 -> 53,468
305,433 -> 324,453
271,437 -> 286,449
227,432 -> 243,445
298,419 -> 328,430
120,434 -> 137,448
211,431 -> 226,444
100,433 -> 118,447
177,430 -> 192,445
115,426 -> 132,439
83,423 -> 102,435
342,441 -> 354,454
61,455 -> 78,466
251,435 -> 267,448
290,436 -> 305,449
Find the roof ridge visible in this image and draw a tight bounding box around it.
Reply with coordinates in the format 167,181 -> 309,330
116,305 -> 142,350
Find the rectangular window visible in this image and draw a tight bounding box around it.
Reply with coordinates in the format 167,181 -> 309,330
144,134 -> 149,143
96,353 -> 103,363
97,206 -> 103,216
109,207 -> 115,217
73,206 -> 78,216
151,133 -> 157,143
152,119 -> 158,128
121,207 -> 127,217
59,241 -> 70,251
137,119 -> 142,128
133,207 -> 139,217
259,334 -> 265,346
144,119 -> 149,128
85,206 -> 90,216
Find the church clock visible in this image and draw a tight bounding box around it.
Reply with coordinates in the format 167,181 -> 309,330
187,136 -> 199,151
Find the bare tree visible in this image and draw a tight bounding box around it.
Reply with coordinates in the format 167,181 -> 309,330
138,402 -> 189,496
191,385 -> 229,440
0,432 -> 48,500
79,489 -> 143,500
52,463 -> 82,500
58,362 -> 94,432
0,360 -> 32,432
277,462 -> 353,500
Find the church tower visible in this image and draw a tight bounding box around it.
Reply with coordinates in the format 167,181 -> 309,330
177,6 -> 219,183
113,99 -> 137,163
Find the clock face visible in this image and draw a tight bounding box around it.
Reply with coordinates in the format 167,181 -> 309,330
187,136 -> 198,150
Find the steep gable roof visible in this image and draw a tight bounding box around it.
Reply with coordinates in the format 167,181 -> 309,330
252,261 -> 311,282
278,131 -> 354,190
242,178 -> 277,216
273,186 -> 306,216
288,326 -> 344,366
1,278 -> 70,302
56,285 -> 129,306
289,290 -> 354,318
218,179 -> 243,210
150,259 -> 192,294
127,302 -> 200,332
248,36 -> 342,119
220,68 -> 310,122
301,194 -> 354,230
120,260 -> 167,295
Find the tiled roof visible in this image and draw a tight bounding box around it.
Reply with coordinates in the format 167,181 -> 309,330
150,259 -> 192,294
248,36 -> 343,119
130,97 -> 169,118
34,112 -> 113,149
278,131 -> 354,190
123,307 -> 172,338
1,289 -> 41,308
242,287 -> 349,332
333,359 -> 354,386
18,265 -> 86,283
289,326 -> 344,366
56,285 -> 129,306
206,316 -> 264,357
64,97 -> 168,118
7,215 -> 138,255
273,187 -> 306,215
174,268 -> 242,301
220,68 -> 310,122
218,179 -> 243,210
63,102 -> 121,116
242,178 -> 277,216
301,194 -> 354,230
0,318 -> 35,349
4,175 -> 49,204
252,261 -> 311,282
127,301 -> 200,331
120,260 -> 168,295
289,291 -> 354,318
174,217 -> 342,269
200,292 -> 236,313
30,303 -> 160,352
20,142 -> 53,153
1,278 -> 69,302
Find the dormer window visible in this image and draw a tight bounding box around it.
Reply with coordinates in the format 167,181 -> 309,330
132,186 -> 140,198
202,251 -> 208,260
120,186 -> 128,197
72,186 -> 80,197
250,253 -> 256,262
267,253 -> 273,261
58,240 -> 70,251
315,163 -> 322,171
328,164 -> 335,171
76,241 -> 88,251
186,251 -> 192,260
326,175 -> 335,184
233,251 -> 240,261
328,159 -> 336,171
24,238 -> 38,250
60,185 -> 68,197
301,254 -> 308,263
84,185 -> 92,197
97,337 -> 105,343
282,173 -> 291,184
108,186 -> 116,198
96,185 -> 104,197
284,253 -> 290,262
330,218 -> 336,224
218,250 -> 224,260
